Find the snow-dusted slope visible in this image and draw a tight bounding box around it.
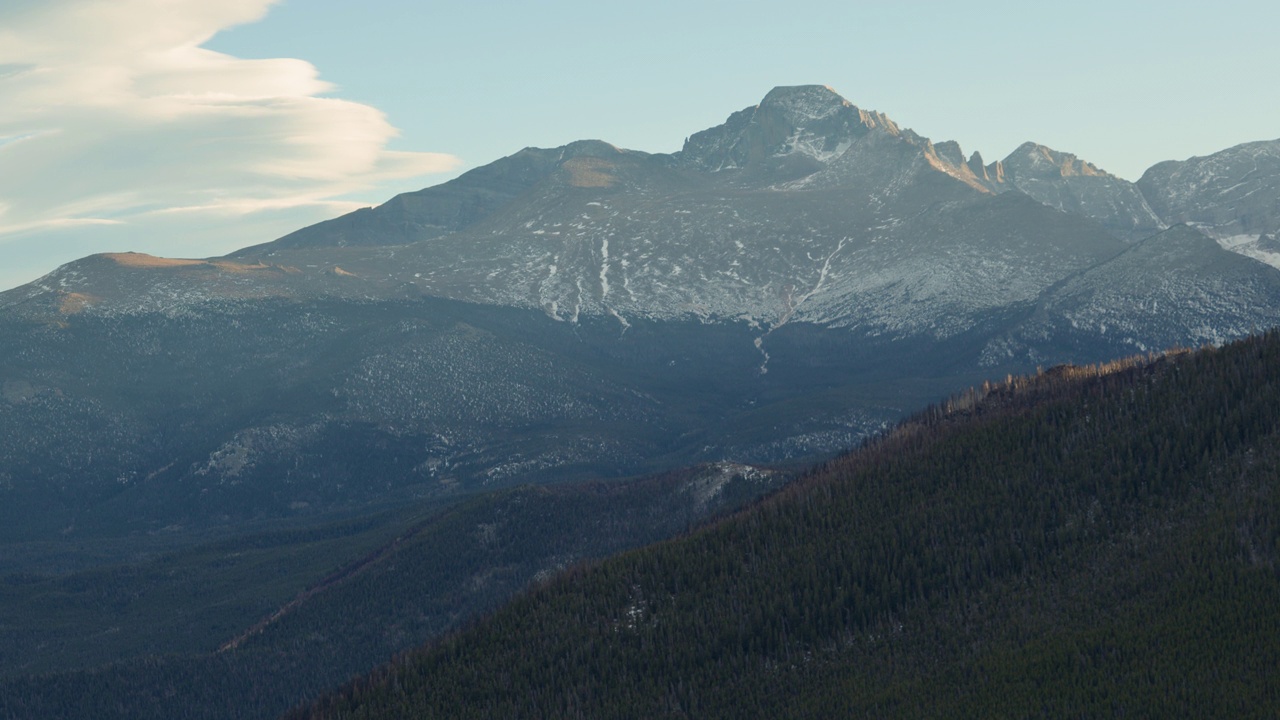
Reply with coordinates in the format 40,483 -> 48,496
206,87 -> 1126,346
988,224 -> 1280,363
9,86 -> 1279,364
1137,139 -> 1280,268
7,86 -> 1279,359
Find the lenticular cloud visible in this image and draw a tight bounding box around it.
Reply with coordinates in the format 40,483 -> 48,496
0,0 -> 458,239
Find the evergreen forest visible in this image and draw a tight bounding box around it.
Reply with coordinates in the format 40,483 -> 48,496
291,332 -> 1280,718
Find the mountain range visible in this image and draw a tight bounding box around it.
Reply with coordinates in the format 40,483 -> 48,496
4,85 -> 1279,538
2,84 -> 1280,717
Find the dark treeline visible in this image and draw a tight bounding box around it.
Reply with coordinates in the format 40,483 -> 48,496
290,332 -> 1280,718
0,466 -> 782,720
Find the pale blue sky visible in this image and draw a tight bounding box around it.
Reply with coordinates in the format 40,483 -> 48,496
2,0 -> 1277,290
208,0 -> 1280,179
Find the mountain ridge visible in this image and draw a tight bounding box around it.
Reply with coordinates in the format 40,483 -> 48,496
3,83 -> 1280,545
12,85 -> 1270,332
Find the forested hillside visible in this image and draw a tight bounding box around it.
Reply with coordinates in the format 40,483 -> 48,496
293,332 -> 1280,718
0,464 -> 782,720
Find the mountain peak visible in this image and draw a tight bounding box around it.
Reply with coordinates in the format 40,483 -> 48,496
558,139 -> 626,159
1001,141 -> 1109,180
678,85 -> 895,174
758,84 -> 851,120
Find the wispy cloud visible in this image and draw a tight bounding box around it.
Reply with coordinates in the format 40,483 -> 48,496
0,0 -> 459,278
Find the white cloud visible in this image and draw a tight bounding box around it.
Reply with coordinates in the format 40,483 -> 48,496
0,0 -> 459,281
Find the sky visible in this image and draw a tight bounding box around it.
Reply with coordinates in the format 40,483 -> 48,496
2,0 -> 1278,291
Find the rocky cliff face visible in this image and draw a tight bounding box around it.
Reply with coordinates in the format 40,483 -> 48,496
677,85 -> 886,176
